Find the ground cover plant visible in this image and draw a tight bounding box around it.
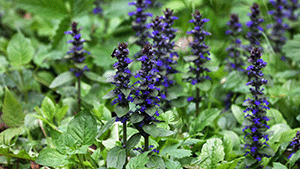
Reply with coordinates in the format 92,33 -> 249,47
1,0 -> 300,168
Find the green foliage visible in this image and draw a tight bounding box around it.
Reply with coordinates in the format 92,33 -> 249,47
107,146 -> 126,169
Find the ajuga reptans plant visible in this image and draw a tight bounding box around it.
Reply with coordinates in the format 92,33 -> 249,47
285,0 -> 300,38
93,0 -> 103,15
288,131 -> 300,167
243,47 -> 272,168
65,22 -> 90,111
246,3 -> 264,52
128,0 -> 153,58
268,0 -> 289,55
185,10 -> 211,117
132,44 -> 161,151
226,14 -> 244,72
148,9 -> 179,109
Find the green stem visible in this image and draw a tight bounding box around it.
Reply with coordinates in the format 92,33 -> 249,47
144,135 -> 149,151
76,154 -> 85,169
195,88 -> 200,117
77,75 -> 81,113
19,69 -> 28,103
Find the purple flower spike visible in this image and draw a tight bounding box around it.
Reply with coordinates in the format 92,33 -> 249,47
243,48 -> 271,168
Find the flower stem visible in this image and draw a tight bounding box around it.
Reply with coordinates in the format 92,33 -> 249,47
123,122 -> 127,167
144,135 -> 149,151
195,88 -> 200,117
77,75 -> 81,112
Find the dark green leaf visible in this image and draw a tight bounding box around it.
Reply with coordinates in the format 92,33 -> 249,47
115,104 -> 129,117
130,113 -> 144,123
258,146 -> 275,157
17,0 -> 68,19
2,87 -> 24,128
67,111 -> 97,146
49,71 -> 75,88
36,148 -> 69,167
107,146 -> 126,169
68,0 -> 94,17
145,106 -> 157,116
52,17 -> 71,49
142,124 -> 176,137
96,117 -> 116,139
7,32 -> 34,68
282,34 -> 300,62
191,108 -> 221,132
231,105 -> 244,125
84,71 -> 107,83
126,133 -> 141,153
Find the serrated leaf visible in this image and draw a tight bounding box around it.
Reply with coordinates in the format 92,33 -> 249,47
197,138 -> 225,169
164,159 -> 182,169
2,87 -> 24,128
0,127 -> 23,144
107,146 -> 126,169
36,148 -> 69,167
142,124 -> 176,137
17,0 -> 68,19
126,152 -> 149,169
147,155 -> 165,168
49,71 -> 75,88
42,96 -> 55,120
7,32 -> 34,68
0,145 -> 36,161
56,105 -> 68,123
272,162 -> 287,169
67,111 -> 97,146
191,108 -> 221,133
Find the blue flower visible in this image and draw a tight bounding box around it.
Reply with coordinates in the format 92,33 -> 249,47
65,22 -> 90,77
288,131 -> 300,166
243,48 -> 271,168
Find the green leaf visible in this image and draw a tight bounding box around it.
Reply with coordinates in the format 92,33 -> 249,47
56,105 -> 68,123
67,111 -> 97,146
221,130 -> 240,160
146,155 -> 165,169
196,80 -> 212,92
282,34 -> 300,62
145,106 -> 157,116
197,138 -> 225,169
126,152 -> 149,169
69,145 -> 89,155
258,146 -> 275,157
107,146 -> 126,169
42,96 -> 55,120
2,87 -> 24,128
50,129 -> 75,154
36,148 -> 69,167
191,108 -> 221,133
217,157 -> 243,169
231,105 -> 244,125
96,117 -> 116,139
68,0 -> 94,17
164,159 -> 182,169
266,108 -> 286,126
52,17 -> 71,49
142,124 -> 176,137
7,32 -> 34,68
0,127 -> 23,144
0,145 -> 36,161
272,162 -> 287,169
120,88 -> 131,98
130,112 -> 145,123
222,71 -> 246,91
161,144 -> 192,159
289,149 -> 300,167
102,90 -> 117,99
49,71 -> 75,88
126,133 -> 141,153
17,0 -> 68,19
84,71 -> 107,83
115,104 -> 129,117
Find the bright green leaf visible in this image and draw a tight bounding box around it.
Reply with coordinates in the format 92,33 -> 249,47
42,96 -> 55,120
36,148 -> 69,167
231,105 -> 244,125
107,146 -> 126,169
126,152 -> 149,169
49,71 -> 75,88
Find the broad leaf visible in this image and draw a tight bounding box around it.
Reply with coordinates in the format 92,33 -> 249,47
197,138 -> 225,169
96,117 -> 116,139
67,111 -> 97,146
191,108 -> 221,133
7,32 -> 34,68
107,146 -> 126,169
0,127 -> 23,144
52,17 -> 71,49
146,155 -> 165,169
2,87 -> 24,128
272,162 -> 287,169
49,71 -> 75,88
42,96 -> 55,120
231,104 -> 244,125
126,152 -> 149,169
126,133 -> 141,153
0,145 -> 36,161
115,104 -> 129,117
142,124 -> 176,137
282,34 -> 300,62
266,108 -> 286,126
161,144 -> 192,159
164,159 -> 182,169
36,148 -> 69,167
